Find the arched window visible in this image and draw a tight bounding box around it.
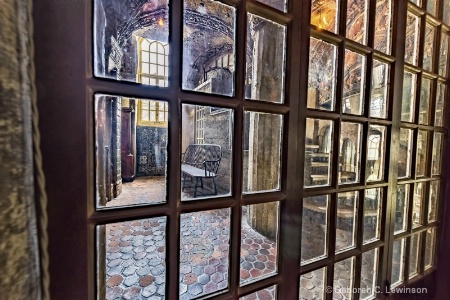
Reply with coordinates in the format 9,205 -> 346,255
139,38 -> 169,87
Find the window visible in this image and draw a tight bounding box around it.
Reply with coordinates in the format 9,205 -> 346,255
138,39 -> 169,87
138,100 -> 168,126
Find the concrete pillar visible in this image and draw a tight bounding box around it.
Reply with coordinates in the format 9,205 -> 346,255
0,0 -> 41,298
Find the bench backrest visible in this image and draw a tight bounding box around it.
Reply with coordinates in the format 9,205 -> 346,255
183,144 -> 222,174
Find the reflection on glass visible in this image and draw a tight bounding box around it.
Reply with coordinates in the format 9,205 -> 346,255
426,0 -> 437,16
370,60 -> 389,118
413,182 -> 425,229
435,83 -> 446,127
363,188 -> 382,244
98,216 -> 167,300
401,71 -> 417,123
398,129 -> 413,178
241,285 -> 277,299
343,50 -> 366,115
95,95 -> 168,209
333,257 -> 355,300
246,14 -> 286,103
391,239 -> 405,288
419,77 -> 432,125
424,227 -> 436,269
366,125 -> 386,182
308,38 -> 337,111
416,130 -> 428,177
428,181 -> 440,223
409,233 -> 420,278
311,0 -> 339,33
94,0 -> 169,84
374,0 -> 392,54
180,209 -> 230,298
302,196 -> 329,264
423,24 -> 436,72
405,12 -> 421,66
395,185 -> 410,234
336,191 -> 358,253
304,119 -> 333,187
240,202 -> 279,286
299,268 -> 326,300
432,132 -> 443,175
439,32 -> 449,77
346,0 -> 368,44
182,0 -> 236,96
339,122 -> 363,184
360,248 -> 379,300
181,104 -> 233,200
257,0 -> 287,12
243,112 -> 283,194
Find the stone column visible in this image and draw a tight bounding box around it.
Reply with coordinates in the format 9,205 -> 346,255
0,0 -> 41,299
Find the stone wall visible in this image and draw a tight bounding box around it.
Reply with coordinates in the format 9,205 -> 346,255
0,0 -> 41,298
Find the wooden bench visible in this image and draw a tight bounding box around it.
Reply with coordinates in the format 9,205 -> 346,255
181,144 -> 222,197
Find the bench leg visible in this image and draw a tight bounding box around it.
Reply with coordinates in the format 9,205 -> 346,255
200,178 -> 203,189
182,173 -> 186,191
213,177 -> 217,195
194,177 -> 199,198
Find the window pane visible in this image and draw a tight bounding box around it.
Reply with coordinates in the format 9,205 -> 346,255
299,267 -> 326,300
374,0 -> 392,54
97,216 -> 167,300
391,239 -> 406,287
302,195 -> 329,264
95,95 -> 168,209
370,60 -> 389,119
336,191 -> 358,253
339,122 -> 363,184
423,23 -> 436,72
361,248 -> 379,300
426,0 -> 437,16
366,125 -> 386,182
346,0 -> 368,45
432,132 -> 443,175
416,130 -> 428,177
439,31 -> 449,77
333,257 -> 355,299
419,77 -> 432,125
413,182 -> 426,229
343,50 -> 366,115
181,105 -> 233,200
401,71 -> 417,123
180,209 -> 230,298
424,227 -> 436,269
240,202 -> 279,286
428,181 -> 440,223
444,2 -> 450,27
256,0 -> 287,11
246,14 -> 286,103
405,12 -> 421,66
182,0 -> 236,97
435,83 -> 446,127
241,285 -> 277,299
311,0 -> 339,33
409,233 -> 420,278
243,112 -> 283,194
395,185 -> 410,234
94,0 -> 169,84
304,119 -> 333,187
398,128 -> 413,178
363,188 -> 382,244
308,38 -> 337,111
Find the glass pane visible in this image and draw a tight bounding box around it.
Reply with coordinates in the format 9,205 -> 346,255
424,227 -> 436,269
305,119 -> 333,187
416,130 -> 428,177
95,95 -> 168,209
299,268 -> 326,300
363,188 -> 382,244
401,71 -> 417,122
374,0 -> 392,54
439,32 -> 449,77
339,122 -> 363,184
336,191 -> 358,253
435,83 -> 446,127
301,195 -> 329,264
257,0 -> 287,11
419,77 -> 432,125
398,128 -> 413,178
370,60 -> 389,118
428,181 -> 440,223
333,257 -> 355,300
241,285 -> 277,300
346,0 -> 368,45
343,50 -> 366,115
181,105 -> 233,200
413,182 -> 426,229
240,202 -> 279,286
423,23 -> 436,72
409,0 -> 421,6
182,0 -> 236,96
361,248 -> 379,300
409,233 -> 420,278
405,12 -> 421,66
246,14 -> 286,103
432,132 -> 443,175
98,216 -> 167,300
243,112 -> 283,194
426,0 -> 437,16
94,0 -> 169,84
311,0 -> 339,32
395,185 -> 410,234
391,239 -> 406,287
444,1 -> 450,26
180,209 -> 230,298
366,125 -> 386,182
308,38 -> 337,111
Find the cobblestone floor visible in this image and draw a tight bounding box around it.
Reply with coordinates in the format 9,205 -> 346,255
106,177 -> 166,207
